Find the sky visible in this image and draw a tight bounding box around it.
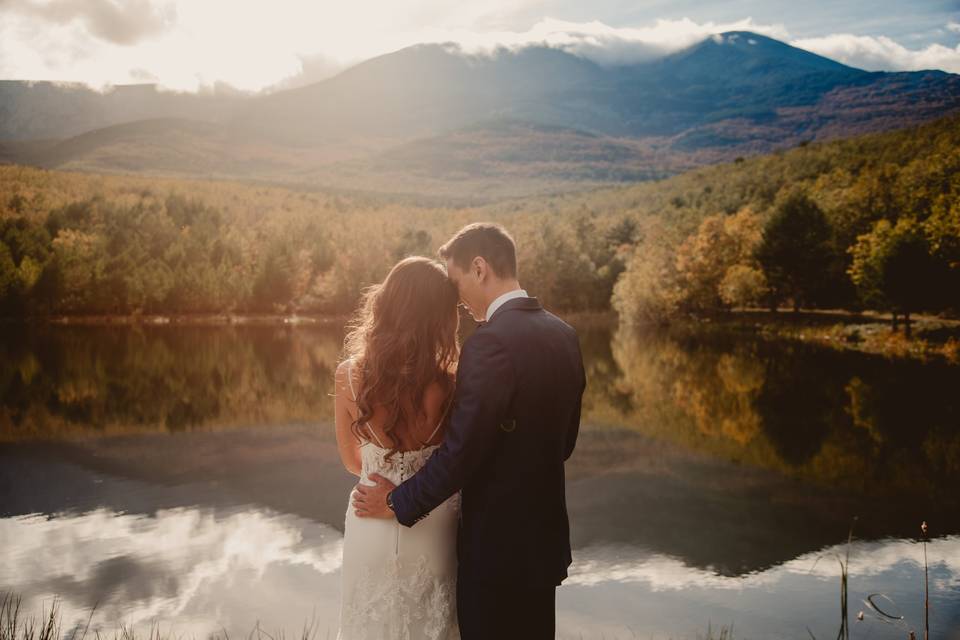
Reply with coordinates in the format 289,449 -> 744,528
1,0 -> 959,94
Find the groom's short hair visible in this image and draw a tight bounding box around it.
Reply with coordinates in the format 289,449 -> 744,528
439,222 -> 517,279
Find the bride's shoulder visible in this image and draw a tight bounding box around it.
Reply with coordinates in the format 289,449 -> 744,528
334,357 -> 352,377
334,357 -> 359,398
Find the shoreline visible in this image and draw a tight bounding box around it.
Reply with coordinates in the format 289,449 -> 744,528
2,307 -> 957,364
1,307 -> 955,325
0,312 -> 353,326
623,308 -> 960,365
0,309 -> 618,328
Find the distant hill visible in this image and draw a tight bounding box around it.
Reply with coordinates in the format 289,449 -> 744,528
0,81 -> 240,141
6,118 -> 330,181
3,31 -> 959,198
359,118 -> 693,185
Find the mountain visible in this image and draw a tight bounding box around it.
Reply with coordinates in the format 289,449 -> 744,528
230,43 -> 608,146
3,31 -> 960,198
639,30 -> 862,91
608,31 -> 872,136
227,32 -> 959,144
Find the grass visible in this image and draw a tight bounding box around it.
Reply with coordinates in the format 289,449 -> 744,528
0,591 -> 736,640
806,519 -> 934,640
0,593 -> 327,640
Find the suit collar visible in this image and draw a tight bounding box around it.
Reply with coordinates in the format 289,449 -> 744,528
484,296 -> 541,324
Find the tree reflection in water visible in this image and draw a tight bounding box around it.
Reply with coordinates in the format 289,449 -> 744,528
0,323 -> 342,441
598,322 -> 960,500
2,321 -> 958,494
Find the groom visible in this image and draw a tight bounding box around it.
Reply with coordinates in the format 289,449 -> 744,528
352,222 -> 586,639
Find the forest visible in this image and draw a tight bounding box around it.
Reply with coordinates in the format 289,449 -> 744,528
0,110 -> 958,326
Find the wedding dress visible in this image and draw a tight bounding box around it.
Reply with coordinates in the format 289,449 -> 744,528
337,358 -> 461,640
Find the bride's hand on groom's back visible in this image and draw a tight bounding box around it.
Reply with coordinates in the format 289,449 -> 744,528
352,473 -> 397,519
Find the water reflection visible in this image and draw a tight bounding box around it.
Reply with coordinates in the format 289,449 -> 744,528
594,323 -> 960,499
0,324 -> 341,440
1,505 -> 343,638
1,320 -> 959,638
560,536 -> 960,639
2,502 -> 957,639
4,322 -> 959,496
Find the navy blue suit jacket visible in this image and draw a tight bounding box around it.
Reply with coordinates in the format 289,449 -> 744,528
390,296 -> 586,587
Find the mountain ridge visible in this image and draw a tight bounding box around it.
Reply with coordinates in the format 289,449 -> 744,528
2,30 -> 959,199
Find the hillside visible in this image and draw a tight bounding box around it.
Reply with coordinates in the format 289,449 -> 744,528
0,108 -> 958,322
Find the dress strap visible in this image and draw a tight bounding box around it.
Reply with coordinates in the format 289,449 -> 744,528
346,358 -> 387,449
424,418 -> 444,445
422,392 -> 452,446
365,425 -> 387,449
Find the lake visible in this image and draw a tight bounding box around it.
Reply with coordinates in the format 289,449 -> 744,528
1,318 -> 958,639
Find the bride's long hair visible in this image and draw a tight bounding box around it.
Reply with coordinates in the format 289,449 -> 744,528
341,256 -> 460,459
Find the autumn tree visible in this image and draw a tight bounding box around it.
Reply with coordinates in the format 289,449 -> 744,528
612,218 -> 683,324
674,207 -> 765,313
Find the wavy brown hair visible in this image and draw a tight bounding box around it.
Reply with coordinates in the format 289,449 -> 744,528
341,256 -> 460,459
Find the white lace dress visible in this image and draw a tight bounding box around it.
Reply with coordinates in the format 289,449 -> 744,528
337,361 -> 461,640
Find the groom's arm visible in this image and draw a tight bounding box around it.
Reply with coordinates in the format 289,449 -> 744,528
390,329 -> 514,528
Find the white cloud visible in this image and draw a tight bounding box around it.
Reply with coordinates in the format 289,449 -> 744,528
0,0 -> 547,92
947,21 -> 960,34
408,16 -> 790,66
792,33 -> 960,73
0,1 -> 958,94
2,0 -> 177,46
0,7 -> 791,93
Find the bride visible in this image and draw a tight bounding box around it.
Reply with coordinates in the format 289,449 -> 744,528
333,256 -> 462,640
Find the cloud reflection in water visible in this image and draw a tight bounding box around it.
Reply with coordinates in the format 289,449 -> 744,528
2,507 -> 958,639
1,506 -> 343,637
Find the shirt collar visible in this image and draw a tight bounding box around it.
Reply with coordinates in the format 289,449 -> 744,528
484,288 -> 528,322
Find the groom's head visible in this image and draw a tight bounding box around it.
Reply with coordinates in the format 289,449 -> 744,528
439,222 -> 520,322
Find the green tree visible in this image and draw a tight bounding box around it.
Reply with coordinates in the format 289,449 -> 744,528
924,199 -> 960,312
392,229 -> 432,261
49,229 -> 105,313
251,244 -> 295,312
848,217 -> 950,335
0,242 -> 17,301
755,191 -> 834,311
526,223 -> 600,312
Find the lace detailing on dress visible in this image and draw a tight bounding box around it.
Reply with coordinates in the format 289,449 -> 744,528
338,552 -> 459,640
358,443 -> 462,516
361,443 -> 439,476
339,429 -> 460,639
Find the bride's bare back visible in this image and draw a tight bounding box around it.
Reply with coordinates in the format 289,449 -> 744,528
334,357 -> 454,474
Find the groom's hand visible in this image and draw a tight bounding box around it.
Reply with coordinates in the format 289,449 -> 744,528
352,473 -> 397,519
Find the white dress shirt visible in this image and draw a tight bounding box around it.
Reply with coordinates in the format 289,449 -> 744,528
484,288 -> 528,322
